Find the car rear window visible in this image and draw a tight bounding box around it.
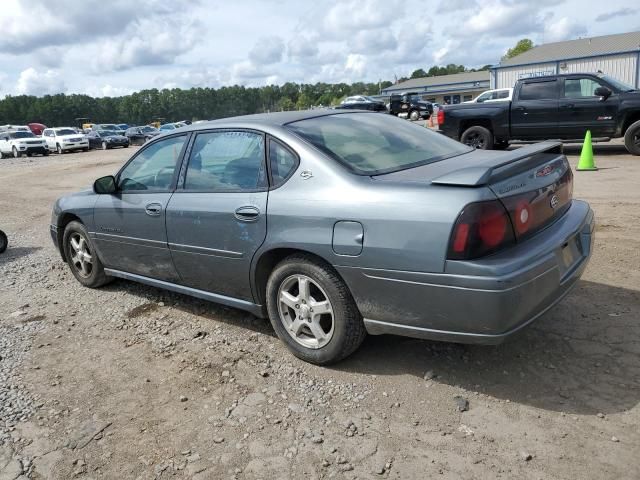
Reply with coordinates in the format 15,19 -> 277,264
519,80 -> 558,100
286,113 -> 471,175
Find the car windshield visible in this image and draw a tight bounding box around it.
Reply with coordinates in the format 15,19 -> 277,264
99,124 -> 119,130
287,113 -> 471,175
98,130 -> 118,137
600,75 -> 635,92
56,129 -> 76,136
141,126 -> 157,132
10,131 -> 35,139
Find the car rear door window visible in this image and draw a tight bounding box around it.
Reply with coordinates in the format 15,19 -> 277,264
519,80 -> 558,100
183,131 -> 267,191
269,139 -> 298,188
118,135 -> 187,191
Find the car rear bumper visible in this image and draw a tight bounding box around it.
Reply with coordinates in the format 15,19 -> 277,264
336,200 -> 594,344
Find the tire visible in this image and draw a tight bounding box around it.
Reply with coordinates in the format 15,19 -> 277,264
56,144 -> 63,154
43,150 -> 49,156
624,119 -> 640,156
102,142 -> 108,150
0,230 -> 7,254
266,254 -> 366,365
460,125 -> 494,150
409,110 -> 420,121
83,147 -> 89,152
62,221 -> 111,288
12,147 -> 21,158
27,153 -> 33,157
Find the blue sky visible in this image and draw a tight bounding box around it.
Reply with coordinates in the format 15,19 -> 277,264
0,0 -> 638,97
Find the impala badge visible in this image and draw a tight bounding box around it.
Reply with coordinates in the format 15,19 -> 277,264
550,194 -> 559,209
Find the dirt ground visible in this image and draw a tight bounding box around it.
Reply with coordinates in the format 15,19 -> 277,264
0,141 -> 639,480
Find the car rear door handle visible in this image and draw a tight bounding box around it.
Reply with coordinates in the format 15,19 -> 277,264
145,203 -> 162,216
234,206 -> 260,222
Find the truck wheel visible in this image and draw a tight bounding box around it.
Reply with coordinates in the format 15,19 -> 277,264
461,126 -> 494,150
266,254 -> 366,365
624,120 -> 640,156
409,110 -> 420,121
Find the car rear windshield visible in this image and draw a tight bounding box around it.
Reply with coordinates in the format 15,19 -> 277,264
10,131 -> 35,138
287,113 -> 471,175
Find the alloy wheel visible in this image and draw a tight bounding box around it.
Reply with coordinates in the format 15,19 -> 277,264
102,142 -> 108,150
465,132 -> 485,148
69,233 -> 93,278
277,274 -> 334,349
12,147 -> 19,158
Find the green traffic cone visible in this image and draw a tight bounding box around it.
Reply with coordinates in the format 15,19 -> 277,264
576,130 -> 597,171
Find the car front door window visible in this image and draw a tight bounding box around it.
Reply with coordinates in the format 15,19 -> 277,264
118,135 -> 187,191
564,78 -> 603,98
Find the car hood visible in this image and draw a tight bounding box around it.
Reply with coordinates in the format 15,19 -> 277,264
103,135 -> 127,140
57,134 -> 85,139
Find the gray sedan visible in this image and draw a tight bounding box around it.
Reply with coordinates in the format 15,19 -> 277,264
50,111 -> 594,364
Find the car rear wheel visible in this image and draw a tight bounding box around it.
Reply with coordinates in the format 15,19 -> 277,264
62,221 -> 111,288
461,125 -> 494,150
0,230 -> 7,254
266,254 -> 366,365
12,147 -> 21,158
624,120 -> 640,156
101,142 -> 108,150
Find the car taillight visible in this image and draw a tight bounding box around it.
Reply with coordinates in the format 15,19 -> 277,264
447,200 -> 515,260
437,109 -> 445,125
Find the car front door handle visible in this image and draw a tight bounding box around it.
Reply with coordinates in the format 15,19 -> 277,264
234,206 -> 260,222
145,203 -> 162,216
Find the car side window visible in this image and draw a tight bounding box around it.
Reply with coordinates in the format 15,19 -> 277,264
118,135 -> 187,192
497,90 -> 510,99
183,131 -> 266,191
564,78 -> 603,98
269,139 -> 298,188
519,80 -> 558,100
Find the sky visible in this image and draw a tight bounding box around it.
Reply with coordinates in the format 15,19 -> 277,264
0,0 -> 638,98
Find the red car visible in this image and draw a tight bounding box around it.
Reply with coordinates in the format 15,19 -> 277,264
28,123 -> 47,136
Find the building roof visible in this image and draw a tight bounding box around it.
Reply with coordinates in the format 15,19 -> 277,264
500,31 -> 640,67
384,71 -> 490,91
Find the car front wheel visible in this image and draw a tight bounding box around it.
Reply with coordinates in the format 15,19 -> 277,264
12,147 -> 21,158
624,119 -> 640,156
409,110 -> 420,121
62,221 -> 111,288
56,144 -> 63,154
266,254 -> 366,365
102,142 -> 108,150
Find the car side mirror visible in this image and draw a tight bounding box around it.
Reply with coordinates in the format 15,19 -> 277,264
595,86 -> 612,100
94,175 -> 117,194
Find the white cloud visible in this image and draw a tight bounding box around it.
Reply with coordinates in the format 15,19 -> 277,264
249,37 -> 285,65
15,68 -> 66,95
543,17 -> 587,43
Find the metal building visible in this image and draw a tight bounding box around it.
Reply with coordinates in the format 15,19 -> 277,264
491,31 -> 640,89
381,71 -> 490,104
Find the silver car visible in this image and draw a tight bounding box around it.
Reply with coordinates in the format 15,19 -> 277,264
50,111 -> 594,364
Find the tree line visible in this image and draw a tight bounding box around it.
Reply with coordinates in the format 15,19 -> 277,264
0,39 -> 534,127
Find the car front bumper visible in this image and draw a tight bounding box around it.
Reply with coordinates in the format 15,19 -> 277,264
61,141 -> 89,150
336,200 -> 594,344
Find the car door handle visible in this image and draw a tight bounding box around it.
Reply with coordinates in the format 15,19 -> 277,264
561,103 -> 575,108
234,206 -> 260,222
145,203 -> 162,216
515,106 -> 526,111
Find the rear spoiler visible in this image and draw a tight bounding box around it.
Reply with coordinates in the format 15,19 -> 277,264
431,141 -> 563,187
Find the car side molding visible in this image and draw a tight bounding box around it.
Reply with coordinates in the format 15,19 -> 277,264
103,269 -> 266,318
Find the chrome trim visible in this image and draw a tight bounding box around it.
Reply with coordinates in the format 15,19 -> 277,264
92,232 -> 167,250
168,243 -> 243,258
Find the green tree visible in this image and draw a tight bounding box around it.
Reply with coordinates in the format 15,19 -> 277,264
410,68 -> 427,79
503,39 -> 534,60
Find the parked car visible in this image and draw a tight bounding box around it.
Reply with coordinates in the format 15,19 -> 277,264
28,123 -> 47,136
0,125 -> 30,133
335,96 -> 387,112
0,130 -> 49,157
125,126 -> 160,145
92,124 -> 122,132
439,72 -> 640,154
50,111 -> 594,365
42,127 -> 90,153
159,122 -> 186,132
388,92 -> 433,120
117,123 -> 130,131
86,130 -> 129,150
464,88 -> 513,103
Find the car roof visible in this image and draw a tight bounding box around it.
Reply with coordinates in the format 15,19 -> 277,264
184,109 -> 376,131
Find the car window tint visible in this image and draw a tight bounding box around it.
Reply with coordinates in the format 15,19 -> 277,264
519,81 -> 558,100
118,135 -> 186,191
288,113 -> 471,175
497,90 -> 510,99
564,78 -> 602,98
184,131 -> 266,191
269,140 -> 298,187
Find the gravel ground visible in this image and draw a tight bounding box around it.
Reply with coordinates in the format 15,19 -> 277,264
0,143 -> 639,479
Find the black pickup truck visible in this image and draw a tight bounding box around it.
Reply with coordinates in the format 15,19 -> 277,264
389,92 -> 433,121
438,73 -> 640,155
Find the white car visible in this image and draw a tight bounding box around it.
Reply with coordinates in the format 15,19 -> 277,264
465,88 -> 513,103
0,130 -> 49,158
42,127 -> 90,154
0,125 -> 31,133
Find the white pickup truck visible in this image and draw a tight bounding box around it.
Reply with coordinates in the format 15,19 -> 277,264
0,130 -> 49,158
